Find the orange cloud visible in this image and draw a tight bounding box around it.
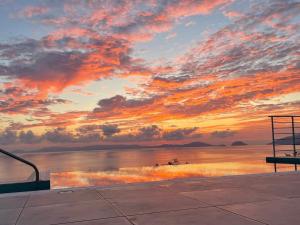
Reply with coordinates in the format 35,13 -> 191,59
90,68 -> 300,129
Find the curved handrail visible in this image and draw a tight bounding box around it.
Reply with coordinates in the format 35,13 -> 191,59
0,148 -> 39,182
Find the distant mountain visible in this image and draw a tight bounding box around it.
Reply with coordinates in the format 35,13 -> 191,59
272,134 -> 300,145
159,141 -> 212,148
231,141 -> 247,146
20,141 -> 219,153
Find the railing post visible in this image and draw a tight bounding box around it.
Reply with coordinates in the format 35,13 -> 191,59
270,116 -> 277,172
291,116 -> 297,171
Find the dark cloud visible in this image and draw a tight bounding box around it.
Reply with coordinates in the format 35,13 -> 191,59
211,129 -> 236,138
0,127 -> 101,145
162,127 -> 200,140
19,130 -> 41,144
76,125 -> 101,133
0,124 -> 203,145
0,128 -> 17,145
42,127 -> 101,143
0,48 -> 85,83
43,128 -> 75,143
76,133 -> 101,142
0,39 -> 40,59
100,124 -> 120,137
0,127 -> 41,145
0,97 -> 70,114
152,75 -> 192,83
137,125 -> 161,140
78,125 -> 162,142
93,95 -> 154,113
6,122 -> 24,131
1,87 -> 23,95
108,125 -> 201,142
256,101 -> 300,111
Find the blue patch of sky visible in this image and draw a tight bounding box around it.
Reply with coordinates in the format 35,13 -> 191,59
0,0 -> 54,42
228,0 -> 254,13
133,8 -> 232,66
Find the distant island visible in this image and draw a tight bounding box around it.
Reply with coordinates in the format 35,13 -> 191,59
271,134 -> 300,145
159,141 -> 212,148
15,141 -> 227,153
231,141 -> 247,146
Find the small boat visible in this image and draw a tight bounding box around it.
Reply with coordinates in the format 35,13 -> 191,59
168,158 -> 180,165
155,158 -> 190,167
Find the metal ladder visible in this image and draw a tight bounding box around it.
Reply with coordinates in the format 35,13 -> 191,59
268,115 -> 300,172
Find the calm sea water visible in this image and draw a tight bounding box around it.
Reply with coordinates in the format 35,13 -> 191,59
0,145 -> 295,188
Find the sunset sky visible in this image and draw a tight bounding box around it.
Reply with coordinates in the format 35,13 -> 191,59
0,0 -> 299,150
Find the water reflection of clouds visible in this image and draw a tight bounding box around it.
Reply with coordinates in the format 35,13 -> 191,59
51,162 -> 277,189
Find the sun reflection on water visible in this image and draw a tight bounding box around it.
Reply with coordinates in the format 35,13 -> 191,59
51,162 -> 276,189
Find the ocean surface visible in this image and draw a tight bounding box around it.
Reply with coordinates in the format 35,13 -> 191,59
0,145 -> 295,189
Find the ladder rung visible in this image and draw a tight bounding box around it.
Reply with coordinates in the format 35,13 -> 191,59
277,150 -> 296,152
273,127 -> 300,129
270,116 -> 300,117
273,122 -> 292,124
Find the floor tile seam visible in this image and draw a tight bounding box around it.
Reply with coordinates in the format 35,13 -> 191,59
205,198 -> 287,207
175,192 -> 213,206
248,190 -> 300,199
218,196 -> 298,207
22,195 -> 30,208
96,190 -> 135,225
15,194 -> 30,225
97,187 -> 208,203
116,204 -> 215,217
22,198 -> 108,209
97,193 -> 211,210
99,194 -> 206,202
285,196 -> 300,199
23,193 -> 34,208
214,205 -> 270,225
43,215 -> 127,225
251,188 -> 300,193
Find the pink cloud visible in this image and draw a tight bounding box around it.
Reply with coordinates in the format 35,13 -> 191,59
18,6 -> 49,18
223,10 -> 243,18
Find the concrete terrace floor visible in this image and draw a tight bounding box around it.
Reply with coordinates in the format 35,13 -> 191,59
1,172 -> 300,225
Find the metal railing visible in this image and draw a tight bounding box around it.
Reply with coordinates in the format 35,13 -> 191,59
0,148 -> 39,182
269,115 -> 300,172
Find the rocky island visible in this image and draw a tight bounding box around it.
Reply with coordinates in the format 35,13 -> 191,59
231,141 -> 248,146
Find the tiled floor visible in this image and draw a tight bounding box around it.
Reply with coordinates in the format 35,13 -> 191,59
1,172 -> 300,225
